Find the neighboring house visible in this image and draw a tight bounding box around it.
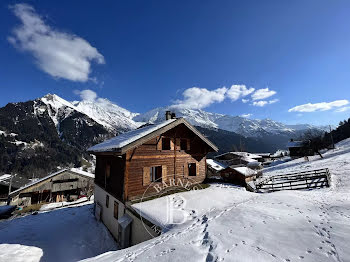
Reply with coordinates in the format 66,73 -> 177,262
214,151 -> 262,169
206,159 -> 227,178
287,139 -> 314,158
220,166 -> 258,186
9,168 -> 94,207
88,112 -> 218,247
0,174 -> 30,206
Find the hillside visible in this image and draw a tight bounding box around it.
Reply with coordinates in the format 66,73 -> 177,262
0,94 -> 325,178
84,138 -> 350,262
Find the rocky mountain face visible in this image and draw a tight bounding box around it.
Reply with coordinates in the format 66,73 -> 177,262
0,94 -> 325,178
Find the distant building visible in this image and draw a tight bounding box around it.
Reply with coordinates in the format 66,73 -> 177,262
219,166 -> 258,186
214,151 -> 262,169
8,169 -> 94,207
287,139 -> 314,159
206,159 -> 226,178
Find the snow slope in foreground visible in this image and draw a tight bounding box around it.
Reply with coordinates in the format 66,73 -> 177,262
84,139 -> 350,262
0,203 -> 117,262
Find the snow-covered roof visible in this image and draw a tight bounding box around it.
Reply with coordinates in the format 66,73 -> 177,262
9,169 -> 94,196
88,118 -> 218,153
70,168 -> 95,179
206,159 -> 227,171
215,151 -> 262,159
0,174 -> 11,182
241,157 -> 258,163
232,167 -> 257,177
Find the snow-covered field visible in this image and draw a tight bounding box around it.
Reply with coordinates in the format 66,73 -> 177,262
0,202 -> 117,262
1,138 -> 350,262
84,138 -> 350,262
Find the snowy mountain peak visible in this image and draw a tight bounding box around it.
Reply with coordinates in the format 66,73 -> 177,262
135,106 -> 323,138
39,94 -> 142,132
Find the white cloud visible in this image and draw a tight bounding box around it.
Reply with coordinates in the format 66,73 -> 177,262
9,4 -> 105,82
75,89 -> 98,101
240,113 -> 252,118
242,99 -> 249,103
252,99 -> 279,107
252,101 -> 268,107
251,88 -> 276,100
288,100 -> 349,112
172,87 -> 227,109
335,106 -> 350,113
226,85 -> 255,101
269,98 -> 279,104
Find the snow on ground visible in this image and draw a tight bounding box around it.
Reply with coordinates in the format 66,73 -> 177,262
84,138 -> 350,262
0,203 -> 117,262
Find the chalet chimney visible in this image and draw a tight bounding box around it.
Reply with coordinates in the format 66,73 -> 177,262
165,111 -> 172,120
171,112 -> 176,119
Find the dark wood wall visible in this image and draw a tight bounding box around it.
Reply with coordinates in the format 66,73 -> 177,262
125,124 -> 210,200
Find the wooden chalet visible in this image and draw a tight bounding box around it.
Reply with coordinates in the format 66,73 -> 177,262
88,112 -> 218,247
287,139 -> 314,158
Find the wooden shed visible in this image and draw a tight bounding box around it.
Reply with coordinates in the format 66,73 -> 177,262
220,166 -> 257,186
9,169 -> 94,207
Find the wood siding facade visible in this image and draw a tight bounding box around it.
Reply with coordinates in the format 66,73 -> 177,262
95,123 -> 212,201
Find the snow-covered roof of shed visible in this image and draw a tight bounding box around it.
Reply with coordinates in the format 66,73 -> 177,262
206,159 -> 227,171
233,167 -> 257,177
88,118 -> 218,153
9,169 -> 94,196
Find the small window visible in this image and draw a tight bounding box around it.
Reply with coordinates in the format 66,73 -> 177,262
162,137 -> 171,150
114,201 -> 118,219
180,139 -> 187,150
106,194 -> 109,208
150,166 -> 162,182
188,163 -> 196,176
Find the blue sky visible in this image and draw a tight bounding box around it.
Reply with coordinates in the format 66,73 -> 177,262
1,0 -> 350,125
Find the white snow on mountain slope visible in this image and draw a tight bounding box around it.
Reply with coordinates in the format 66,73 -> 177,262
38,94 -> 141,132
134,107 -> 322,137
35,94 -> 324,138
83,138 -> 350,262
72,99 -> 142,131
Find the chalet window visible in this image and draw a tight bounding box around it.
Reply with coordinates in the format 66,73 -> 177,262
106,194 -> 109,208
150,166 -> 162,182
180,139 -> 187,150
188,163 -> 196,176
162,137 -> 171,150
114,201 -> 118,219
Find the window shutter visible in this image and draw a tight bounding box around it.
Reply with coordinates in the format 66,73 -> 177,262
176,138 -> 181,150
170,138 -> 175,150
187,139 -> 191,151
156,136 -> 162,150
143,167 -> 150,186
196,163 -> 199,176
162,165 -> 167,182
184,164 -> 188,177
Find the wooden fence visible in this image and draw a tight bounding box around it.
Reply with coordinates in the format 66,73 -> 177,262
255,168 -> 330,193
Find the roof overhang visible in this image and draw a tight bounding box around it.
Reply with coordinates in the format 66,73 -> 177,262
88,118 -> 218,154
